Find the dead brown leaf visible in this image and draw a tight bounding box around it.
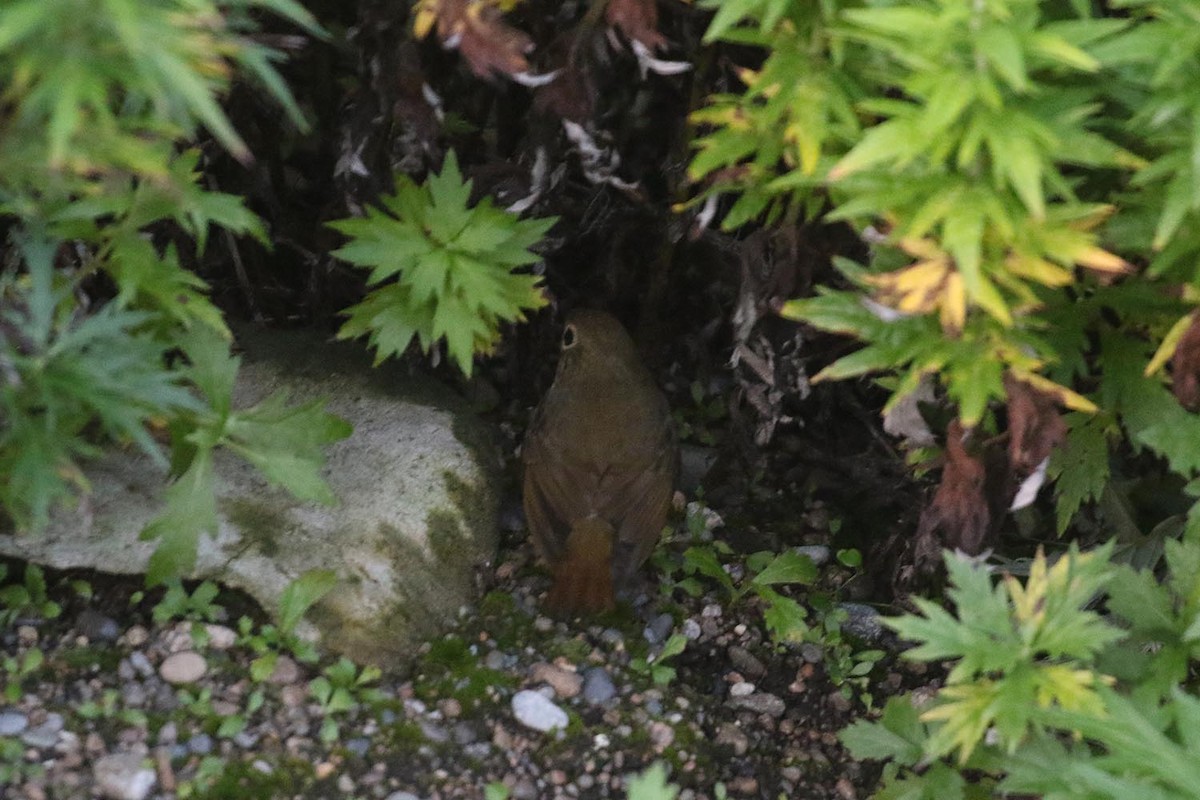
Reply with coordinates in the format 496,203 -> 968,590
912,420 -> 991,567
605,0 -> 667,51
420,0 -> 533,80
1004,372 -> 1067,480
1172,312 -> 1200,411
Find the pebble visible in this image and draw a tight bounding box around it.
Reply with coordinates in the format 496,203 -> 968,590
727,692 -> 786,718
582,667 -> 617,705
93,752 -> 156,800
643,613 -> 674,645
729,681 -> 756,698
839,603 -> 885,644
76,609 -> 121,642
728,646 -> 766,678
187,734 -> 214,755
715,722 -> 749,756
648,721 -> 675,751
385,793 -> 421,800
124,625 -> 150,647
0,711 -> 28,735
511,690 -> 568,732
128,652 -> 154,678
269,655 -> 301,684
484,650 -> 508,670
800,643 -> 825,664
204,624 -> 238,650
17,625 -> 38,646
21,713 -> 64,748
681,618 -> 702,639
794,545 -> 832,566
530,662 -> 583,699
159,652 -> 207,684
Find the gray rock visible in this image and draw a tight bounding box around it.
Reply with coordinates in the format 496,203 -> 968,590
187,734 -> 214,755
75,609 -> 121,642
93,752 -> 156,800
799,643 -> 824,664
643,613 -> 674,645
582,667 -> 617,705
840,602 -> 885,644
345,738 -> 371,757
21,714 -> 64,748
0,327 -> 500,665
511,690 -> 568,732
127,652 -> 154,679
728,645 -> 766,678
727,692 -> 786,718
385,793 -> 422,800
0,711 -> 28,735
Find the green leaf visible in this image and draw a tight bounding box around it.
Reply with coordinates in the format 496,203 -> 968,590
142,452 -> 218,586
277,570 -> 338,635
840,695 -> 926,763
627,761 -> 679,800
751,551 -> 818,587
1048,413 -> 1111,535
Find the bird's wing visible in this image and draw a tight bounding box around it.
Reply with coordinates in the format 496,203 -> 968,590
604,414 -> 678,584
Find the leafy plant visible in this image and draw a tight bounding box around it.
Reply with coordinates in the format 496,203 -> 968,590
842,541 -> 1200,798
0,0 -> 352,588
308,656 -> 383,742
1,647 -> 44,703
78,687 -> 149,728
0,564 -> 62,627
152,579 -> 224,626
0,735 -> 43,785
675,543 -> 817,642
329,150 -> 555,376
238,569 -> 337,680
631,632 -> 688,687
627,761 -> 681,800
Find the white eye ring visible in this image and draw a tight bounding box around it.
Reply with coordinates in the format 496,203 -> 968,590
561,324 -> 578,349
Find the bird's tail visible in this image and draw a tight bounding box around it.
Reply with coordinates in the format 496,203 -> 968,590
547,517 -> 616,614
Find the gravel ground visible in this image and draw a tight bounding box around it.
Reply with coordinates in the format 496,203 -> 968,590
0,512 -> 933,800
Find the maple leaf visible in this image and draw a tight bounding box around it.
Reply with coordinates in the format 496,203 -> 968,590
414,0 -> 533,80
1004,371 -> 1068,483
606,0 -> 667,51
867,238 -> 967,335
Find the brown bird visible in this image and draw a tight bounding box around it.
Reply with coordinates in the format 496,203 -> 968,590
522,309 -> 677,614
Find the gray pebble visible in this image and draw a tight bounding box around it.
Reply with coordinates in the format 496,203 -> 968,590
380,709 -> 398,725
681,618 -> 702,640
385,793 -> 422,800
799,643 -> 825,664
794,545 -> 832,567
128,652 -> 155,679
345,737 -> 370,757
839,602 -> 885,644
121,683 -> 147,708
156,722 -> 178,747
93,752 -> 156,800
0,711 -> 28,736
21,713 -> 64,748
511,777 -> 538,800
727,692 -> 786,718
600,628 -> 624,646
728,646 -> 766,678
484,650 -> 507,671
76,609 -> 121,643
511,689 -> 568,732
452,722 -> 478,745
187,734 -> 214,755
643,613 -> 674,645
582,667 -> 617,705
117,659 -> 136,681
419,721 -> 449,743
463,742 -> 491,759
233,730 -> 260,749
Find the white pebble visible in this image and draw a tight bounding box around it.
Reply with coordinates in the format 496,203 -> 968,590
93,753 -> 156,800
511,690 -> 568,732
159,652 -> 207,684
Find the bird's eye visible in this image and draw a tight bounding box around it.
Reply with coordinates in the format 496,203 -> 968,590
561,324 -> 578,349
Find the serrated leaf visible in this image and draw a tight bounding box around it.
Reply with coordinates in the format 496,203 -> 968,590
142,451 -> 217,585
751,551 -> 818,586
